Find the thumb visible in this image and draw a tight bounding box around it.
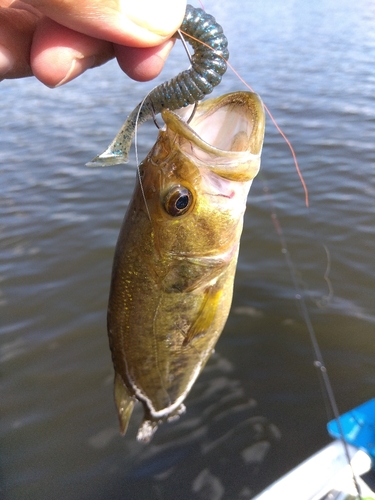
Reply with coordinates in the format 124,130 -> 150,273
23,0 -> 187,46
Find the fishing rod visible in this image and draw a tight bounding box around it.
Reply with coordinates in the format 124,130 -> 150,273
260,175 -> 363,499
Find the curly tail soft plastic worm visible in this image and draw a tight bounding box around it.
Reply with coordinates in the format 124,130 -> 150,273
88,4 -> 229,166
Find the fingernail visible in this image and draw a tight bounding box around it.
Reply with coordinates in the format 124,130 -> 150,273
120,0 -> 185,36
52,55 -> 96,88
0,45 -> 15,76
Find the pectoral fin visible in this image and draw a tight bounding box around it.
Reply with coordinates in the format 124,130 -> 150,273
114,373 -> 135,436
183,287 -> 223,346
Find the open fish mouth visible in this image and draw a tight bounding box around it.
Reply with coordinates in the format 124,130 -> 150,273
161,91 -> 265,181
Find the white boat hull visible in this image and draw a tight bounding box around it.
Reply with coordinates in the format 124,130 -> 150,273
253,440 -> 374,500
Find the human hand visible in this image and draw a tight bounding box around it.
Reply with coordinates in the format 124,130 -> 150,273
0,0 -> 186,87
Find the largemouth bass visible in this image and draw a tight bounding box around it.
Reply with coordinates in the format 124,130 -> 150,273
108,91 -> 265,442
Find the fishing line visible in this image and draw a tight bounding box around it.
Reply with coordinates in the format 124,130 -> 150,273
261,177 -> 362,499
134,93 -> 153,222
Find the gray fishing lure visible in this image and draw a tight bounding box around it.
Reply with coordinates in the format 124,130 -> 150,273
88,4 -> 229,167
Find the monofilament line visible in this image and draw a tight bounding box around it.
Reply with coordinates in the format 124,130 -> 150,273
134,93 -> 153,222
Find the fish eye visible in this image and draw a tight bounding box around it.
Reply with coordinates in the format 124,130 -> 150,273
163,185 -> 193,217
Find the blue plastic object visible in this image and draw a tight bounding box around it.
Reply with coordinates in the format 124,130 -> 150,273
327,398 -> 375,463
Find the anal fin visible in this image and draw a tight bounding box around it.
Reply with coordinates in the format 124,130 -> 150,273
114,373 -> 135,436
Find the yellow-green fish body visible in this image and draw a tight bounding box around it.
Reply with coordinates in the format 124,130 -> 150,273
107,91 -> 265,442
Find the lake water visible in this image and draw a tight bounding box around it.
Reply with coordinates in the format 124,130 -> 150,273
1,0 -> 375,499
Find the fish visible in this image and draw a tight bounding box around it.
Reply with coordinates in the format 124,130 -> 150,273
107,91 -> 266,442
